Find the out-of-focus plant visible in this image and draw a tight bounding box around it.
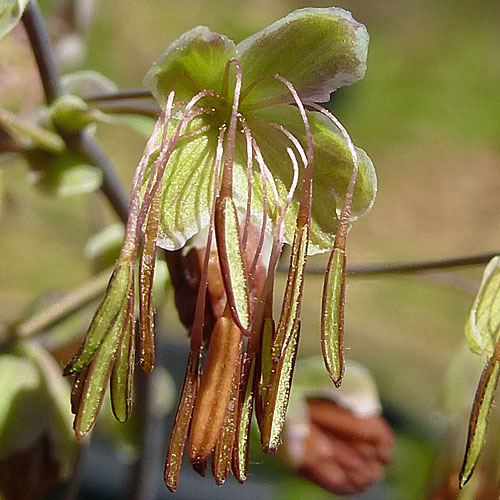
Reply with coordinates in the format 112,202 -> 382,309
280,358 -> 394,495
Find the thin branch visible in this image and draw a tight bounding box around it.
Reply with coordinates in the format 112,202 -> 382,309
92,100 -> 161,118
13,270 -> 110,339
22,0 -> 129,224
84,88 -> 153,103
63,444 -> 88,500
21,1 -> 63,103
300,250 -> 500,277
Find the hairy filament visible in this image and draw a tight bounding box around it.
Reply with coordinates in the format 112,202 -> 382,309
220,59 -> 243,198
241,119 -> 254,252
191,126 -> 226,351
306,103 -> 358,248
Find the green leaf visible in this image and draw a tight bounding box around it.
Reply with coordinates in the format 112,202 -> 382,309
215,196 -> 250,331
50,95 -> 111,132
64,260 -> 132,375
20,342 -> 78,475
28,152 -> 103,197
321,248 -> 346,386
0,350 -> 49,458
143,26 -> 236,105
0,0 -> 29,41
247,105 -> 376,254
460,357 -> 500,488
465,256 -> 500,357
289,357 -> 382,418
84,223 -> 125,269
237,7 -> 368,107
0,107 -> 64,154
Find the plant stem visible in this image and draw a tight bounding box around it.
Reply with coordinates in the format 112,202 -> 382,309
84,88 -> 153,103
13,269 -> 110,339
22,0 -> 129,224
92,100 -> 161,118
301,250 -> 500,277
63,444 -> 88,500
126,367 -> 164,500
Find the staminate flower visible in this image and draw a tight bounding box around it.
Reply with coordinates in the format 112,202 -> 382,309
64,7 -> 377,491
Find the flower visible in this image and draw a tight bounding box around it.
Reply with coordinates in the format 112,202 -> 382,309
279,358 -> 394,495
64,7 -> 377,491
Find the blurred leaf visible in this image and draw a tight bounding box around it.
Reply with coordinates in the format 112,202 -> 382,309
20,342 -> 78,476
49,95 -> 111,132
288,357 -> 382,421
84,223 -> 125,269
0,349 -> 49,458
114,114 -> 156,138
0,0 -> 29,40
0,108 -> 64,154
465,256 -> 500,357
62,70 -> 117,98
28,151 -> 102,197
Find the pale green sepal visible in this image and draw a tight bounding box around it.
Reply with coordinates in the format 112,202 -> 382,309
0,0 -> 29,40
50,95 -> 112,132
321,248 -> 346,385
0,107 -> 64,153
247,105 -> 376,254
64,260 -> 132,375
143,26 -> 236,105
142,122 -> 217,251
459,357 -> 500,488
62,70 -> 118,98
74,308 -> 127,438
237,7 -> 368,107
465,256 -> 500,357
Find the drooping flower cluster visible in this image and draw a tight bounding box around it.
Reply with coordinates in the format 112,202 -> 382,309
64,7 -> 377,491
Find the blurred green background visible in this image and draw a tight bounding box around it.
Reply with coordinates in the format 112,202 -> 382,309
1,0 -> 500,498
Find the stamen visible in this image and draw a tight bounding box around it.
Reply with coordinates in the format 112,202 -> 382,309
305,103 -> 358,248
191,126 -> 226,350
241,118 -> 254,252
120,91 -> 175,259
163,126 -> 225,491
270,122 -> 308,169
219,59 -> 243,198
307,103 -> 359,388
138,89 -> 220,232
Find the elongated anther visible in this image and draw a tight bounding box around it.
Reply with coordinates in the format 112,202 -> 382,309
188,312 -> 242,463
